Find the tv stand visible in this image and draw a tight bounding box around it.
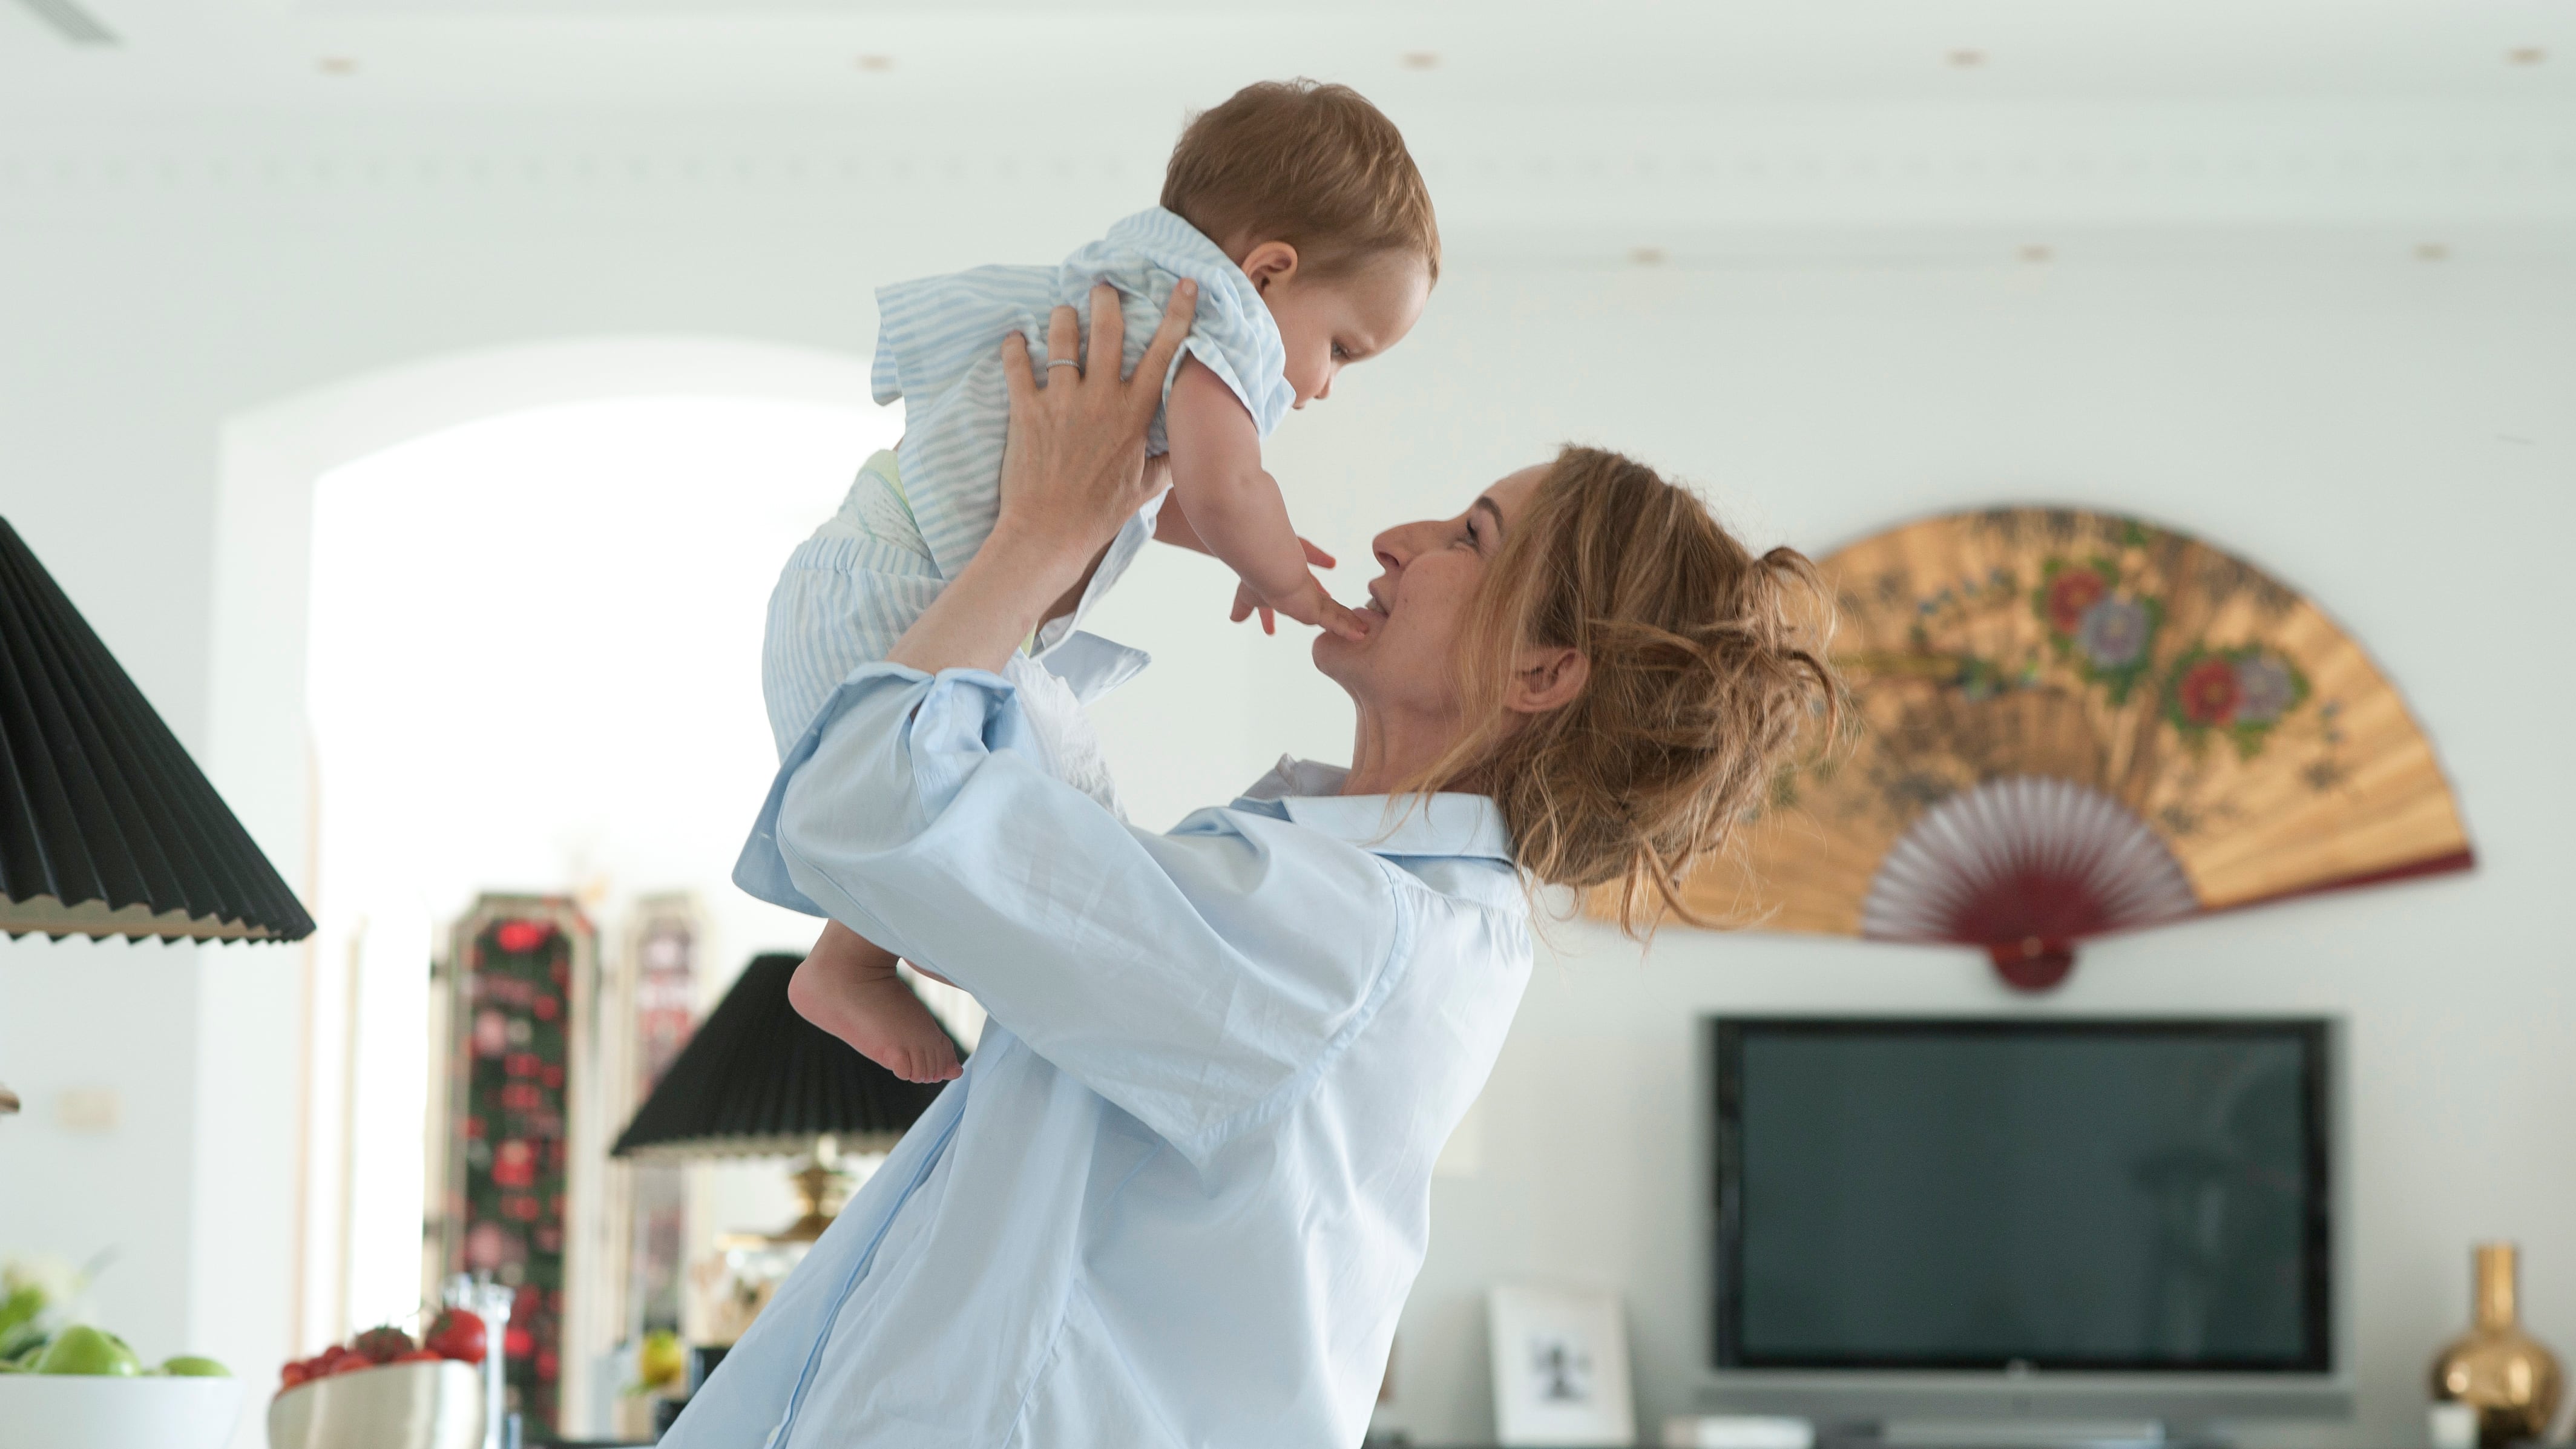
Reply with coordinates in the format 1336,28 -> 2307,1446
1855,1422 -> 2227,1449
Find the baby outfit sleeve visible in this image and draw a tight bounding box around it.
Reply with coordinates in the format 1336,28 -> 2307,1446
1074,208 -> 1300,444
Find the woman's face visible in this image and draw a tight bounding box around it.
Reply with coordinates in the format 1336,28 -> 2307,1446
1313,464 -> 1547,723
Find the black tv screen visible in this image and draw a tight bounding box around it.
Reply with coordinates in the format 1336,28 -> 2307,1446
1714,1019 -> 2331,1373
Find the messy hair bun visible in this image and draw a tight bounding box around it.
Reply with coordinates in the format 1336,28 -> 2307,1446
1424,446 -> 1842,937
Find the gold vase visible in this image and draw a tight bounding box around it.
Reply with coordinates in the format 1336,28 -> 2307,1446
2430,1243 -> 2564,1448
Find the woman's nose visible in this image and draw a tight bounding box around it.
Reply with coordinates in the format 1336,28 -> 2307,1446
1373,518 -> 1432,572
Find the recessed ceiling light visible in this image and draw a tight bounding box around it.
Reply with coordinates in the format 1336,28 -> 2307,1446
317,56 -> 357,76
1948,49 -> 1988,69
1629,246 -> 1669,267
2019,243 -> 2053,264
2415,243 -> 2451,262
855,53 -> 894,71
2507,47 -> 2546,67
1401,51 -> 1439,70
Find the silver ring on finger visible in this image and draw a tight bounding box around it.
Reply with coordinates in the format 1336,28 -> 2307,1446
1046,358 -> 1083,373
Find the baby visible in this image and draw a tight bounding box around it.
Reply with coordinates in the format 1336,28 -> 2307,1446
761,79 -> 1441,1081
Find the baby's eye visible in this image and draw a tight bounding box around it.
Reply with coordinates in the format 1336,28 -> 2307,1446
1330,343 -> 1350,362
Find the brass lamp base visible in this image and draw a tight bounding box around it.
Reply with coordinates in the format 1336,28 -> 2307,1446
769,1136 -> 856,1244
692,1136 -> 892,1344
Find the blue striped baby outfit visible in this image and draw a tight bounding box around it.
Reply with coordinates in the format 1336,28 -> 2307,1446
869,206 -> 1293,580
758,208 -> 1286,818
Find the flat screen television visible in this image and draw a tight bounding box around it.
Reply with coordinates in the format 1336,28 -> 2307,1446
1706,1017 -> 2348,1428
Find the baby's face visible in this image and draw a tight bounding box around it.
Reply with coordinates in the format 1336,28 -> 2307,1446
1257,251 -> 1431,409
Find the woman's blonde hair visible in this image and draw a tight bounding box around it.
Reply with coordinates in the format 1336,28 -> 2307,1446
1419,446 -> 1842,938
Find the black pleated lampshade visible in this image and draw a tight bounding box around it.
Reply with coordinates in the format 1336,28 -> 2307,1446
613,953 -> 959,1161
0,518 -> 314,944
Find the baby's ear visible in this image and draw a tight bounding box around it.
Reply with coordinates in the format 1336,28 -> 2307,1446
1239,240 -> 1301,289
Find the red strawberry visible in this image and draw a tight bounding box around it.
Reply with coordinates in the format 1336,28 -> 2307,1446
353,1326 -> 418,1364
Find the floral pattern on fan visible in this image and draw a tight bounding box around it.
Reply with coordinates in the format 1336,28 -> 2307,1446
1634,505 -> 2473,985
2033,554 -> 2164,703
2164,643 -> 2311,758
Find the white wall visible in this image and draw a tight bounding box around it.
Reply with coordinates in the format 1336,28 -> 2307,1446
1,119 -> 2571,1449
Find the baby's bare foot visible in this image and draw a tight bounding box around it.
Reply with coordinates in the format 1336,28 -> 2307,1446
788,952 -> 961,1083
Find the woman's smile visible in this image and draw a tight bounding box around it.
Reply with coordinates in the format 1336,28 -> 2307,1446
1359,580 -> 1393,623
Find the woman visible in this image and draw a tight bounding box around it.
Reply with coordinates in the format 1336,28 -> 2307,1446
682,288 -> 1835,1448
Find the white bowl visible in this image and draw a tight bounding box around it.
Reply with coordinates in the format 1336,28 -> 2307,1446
267,1358 -> 483,1449
0,1373 -> 248,1449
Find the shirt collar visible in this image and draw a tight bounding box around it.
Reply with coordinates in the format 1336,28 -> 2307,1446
1234,755 -> 1517,864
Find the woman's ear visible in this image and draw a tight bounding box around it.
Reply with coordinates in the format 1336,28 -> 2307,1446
1504,646 -> 1589,715
1239,240 -> 1301,294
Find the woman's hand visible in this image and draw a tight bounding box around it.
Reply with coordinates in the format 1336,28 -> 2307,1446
886,281 -> 1195,678
993,280 -> 1198,562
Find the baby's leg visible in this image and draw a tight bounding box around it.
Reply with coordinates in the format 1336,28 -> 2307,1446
787,919 -> 961,1083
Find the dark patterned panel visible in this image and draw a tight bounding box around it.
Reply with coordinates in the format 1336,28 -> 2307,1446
455,913 -> 574,1427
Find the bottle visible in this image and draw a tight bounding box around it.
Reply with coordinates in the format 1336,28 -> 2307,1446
2428,1243 -> 2564,1448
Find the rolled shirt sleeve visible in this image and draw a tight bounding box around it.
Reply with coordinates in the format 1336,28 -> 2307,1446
738,662 -> 1406,1163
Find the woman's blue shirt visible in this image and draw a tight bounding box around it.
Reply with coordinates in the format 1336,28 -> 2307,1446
687,660 -> 1534,1448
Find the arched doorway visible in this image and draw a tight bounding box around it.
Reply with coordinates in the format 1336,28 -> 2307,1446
197,336 -> 893,1431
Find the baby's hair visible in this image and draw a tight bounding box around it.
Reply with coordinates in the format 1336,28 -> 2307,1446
1162,79 -> 1441,283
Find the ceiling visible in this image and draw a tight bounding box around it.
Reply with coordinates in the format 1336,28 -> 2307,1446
4,1 -> 2571,240
3,0 -> 2570,116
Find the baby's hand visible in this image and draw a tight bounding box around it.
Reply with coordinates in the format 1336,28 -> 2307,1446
1230,569 -> 1370,641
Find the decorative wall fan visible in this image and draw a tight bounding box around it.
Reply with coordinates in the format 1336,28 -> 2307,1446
1662,506 -> 2472,989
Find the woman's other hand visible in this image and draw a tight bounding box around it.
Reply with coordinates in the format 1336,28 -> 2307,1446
995,280 -> 1197,560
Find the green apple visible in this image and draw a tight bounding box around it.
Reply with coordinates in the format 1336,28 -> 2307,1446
157,1355 -> 231,1377
33,1324 -> 141,1376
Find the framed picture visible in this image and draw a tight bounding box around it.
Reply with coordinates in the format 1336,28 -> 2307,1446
1487,1283 -> 1635,1447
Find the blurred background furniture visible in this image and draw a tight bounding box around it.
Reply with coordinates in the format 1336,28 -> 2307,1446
610,951 -> 959,1430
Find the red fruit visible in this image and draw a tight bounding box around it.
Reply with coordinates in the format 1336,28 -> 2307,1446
278,1361 -> 309,1391
353,1326 -> 418,1364
423,1308 -> 488,1363
330,1353 -> 375,1375
396,1348 -> 445,1363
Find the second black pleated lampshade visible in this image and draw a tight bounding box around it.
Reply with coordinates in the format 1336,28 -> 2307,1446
0,517 -> 314,944
613,953 -> 960,1162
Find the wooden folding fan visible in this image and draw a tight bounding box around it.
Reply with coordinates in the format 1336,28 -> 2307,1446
1649,507 -> 2472,989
